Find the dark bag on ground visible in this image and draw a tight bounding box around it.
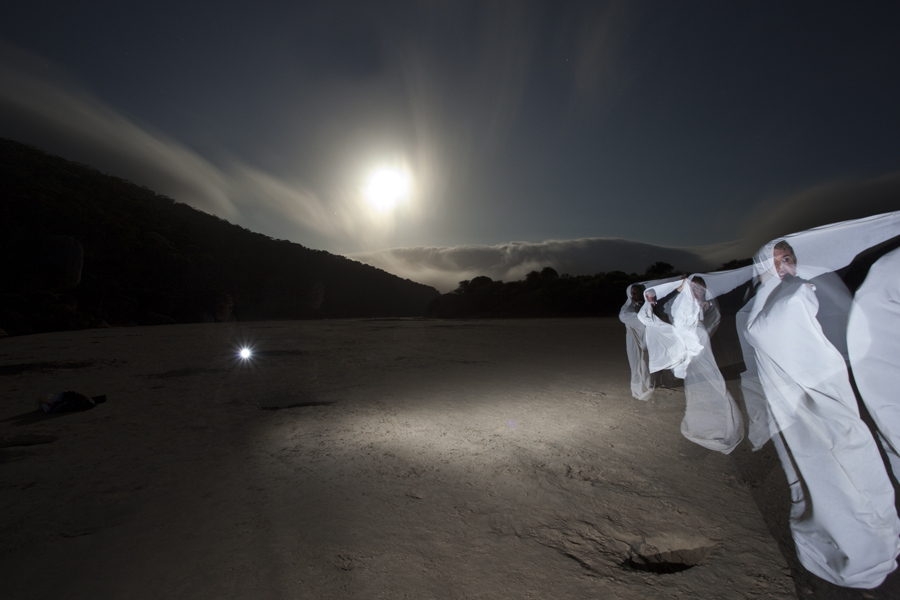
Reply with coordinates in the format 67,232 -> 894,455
38,391 -> 107,413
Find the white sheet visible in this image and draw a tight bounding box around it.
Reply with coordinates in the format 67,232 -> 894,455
619,284 -> 654,401
637,279 -> 700,378
637,277 -> 743,453
744,236 -> 900,588
679,300 -> 744,454
848,246 -> 900,477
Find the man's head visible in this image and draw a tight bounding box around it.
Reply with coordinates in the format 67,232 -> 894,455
689,276 -> 707,302
631,284 -> 646,303
773,240 -> 797,279
645,289 -> 657,306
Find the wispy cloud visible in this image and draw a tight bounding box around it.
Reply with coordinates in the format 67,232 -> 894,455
0,46 -> 237,219
0,45 -> 395,248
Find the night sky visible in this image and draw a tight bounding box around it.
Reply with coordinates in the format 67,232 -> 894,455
2,1 -> 899,291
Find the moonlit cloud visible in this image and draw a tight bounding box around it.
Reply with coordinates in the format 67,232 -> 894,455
348,238 -> 728,293
349,168 -> 900,294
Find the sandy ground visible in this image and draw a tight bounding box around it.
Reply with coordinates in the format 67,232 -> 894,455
1,318 -> 898,599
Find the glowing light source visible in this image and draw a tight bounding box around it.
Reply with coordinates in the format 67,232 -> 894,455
239,348 -> 252,360
364,167 -> 410,211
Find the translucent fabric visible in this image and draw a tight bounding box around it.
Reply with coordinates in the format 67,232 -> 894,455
637,279 -> 698,378
735,298 -> 775,451
743,211 -> 900,441
670,211 -> 900,587
638,277 -> 743,454
745,273 -> 900,588
848,246 -> 900,477
740,213 -> 900,589
619,284 -> 654,400
751,211 -> 900,289
679,303 -> 744,454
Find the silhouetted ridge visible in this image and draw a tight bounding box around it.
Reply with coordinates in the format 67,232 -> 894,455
0,138 -> 439,334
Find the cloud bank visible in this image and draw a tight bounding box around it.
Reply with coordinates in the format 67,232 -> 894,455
350,170 -> 900,294
348,238 -> 735,293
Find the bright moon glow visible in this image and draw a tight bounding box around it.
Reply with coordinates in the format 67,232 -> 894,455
365,168 -> 410,211
239,348 -> 251,359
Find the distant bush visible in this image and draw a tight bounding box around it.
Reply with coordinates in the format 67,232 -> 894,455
426,264 -> 684,319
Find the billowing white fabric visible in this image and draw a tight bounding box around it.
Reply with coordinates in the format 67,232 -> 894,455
679,298 -> 744,454
736,299 -> 776,450
688,212 -> 900,450
637,279 -> 700,378
745,236 -> 900,589
848,246 -> 900,477
753,211 -> 900,286
638,276 -> 743,453
619,284 -> 654,400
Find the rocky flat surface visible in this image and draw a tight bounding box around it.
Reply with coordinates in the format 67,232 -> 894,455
0,318 -> 888,599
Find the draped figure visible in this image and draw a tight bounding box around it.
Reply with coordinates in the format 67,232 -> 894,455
619,284 -> 654,400
638,276 -> 744,454
848,245 -> 900,478
743,236 -> 900,588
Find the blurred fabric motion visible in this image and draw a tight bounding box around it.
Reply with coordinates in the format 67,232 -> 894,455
622,211 -> 900,589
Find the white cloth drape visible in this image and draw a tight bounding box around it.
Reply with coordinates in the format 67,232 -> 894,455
630,211 -> 900,587
637,277 -> 743,453
679,301 -> 744,454
619,284 -> 654,400
637,279 -> 699,378
848,246 -> 900,477
743,228 -> 900,589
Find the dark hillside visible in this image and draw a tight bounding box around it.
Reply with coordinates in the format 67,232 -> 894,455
0,139 -> 439,335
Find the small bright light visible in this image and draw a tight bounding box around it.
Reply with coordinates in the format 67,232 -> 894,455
239,348 -> 251,360
365,167 -> 410,211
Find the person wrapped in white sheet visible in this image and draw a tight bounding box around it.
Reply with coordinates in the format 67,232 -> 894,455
637,278 -> 696,378
704,211 -> 900,452
848,244 -> 900,478
744,238 -> 900,589
638,276 -> 744,454
619,284 -> 654,400
738,211 -> 900,451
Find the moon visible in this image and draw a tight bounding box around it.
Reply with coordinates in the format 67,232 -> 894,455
364,167 -> 410,211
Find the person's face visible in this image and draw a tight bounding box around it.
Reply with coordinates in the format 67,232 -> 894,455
690,281 -> 706,302
645,290 -> 657,306
631,287 -> 644,303
773,248 -> 797,279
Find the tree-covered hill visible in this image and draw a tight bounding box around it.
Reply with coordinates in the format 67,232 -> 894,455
425,263 -> 686,319
0,139 -> 439,335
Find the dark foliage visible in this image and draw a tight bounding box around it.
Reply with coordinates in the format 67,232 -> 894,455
644,261 -> 675,278
717,257 -> 754,270
0,139 -> 439,335
425,266 -> 679,319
